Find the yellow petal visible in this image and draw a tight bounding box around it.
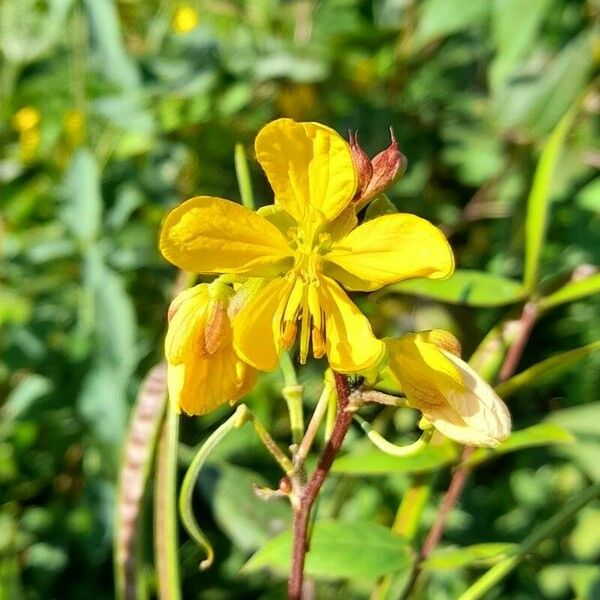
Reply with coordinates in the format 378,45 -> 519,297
324,214 -> 455,291
255,119 -> 357,223
165,284 -> 211,364
386,334 -> 511,446
318,276 -> 385,373
160,196 -> 293,276
233,277 -> 293,371
168,345 -> 245,415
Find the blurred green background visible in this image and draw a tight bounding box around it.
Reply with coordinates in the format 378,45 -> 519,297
1,1 -> 599,599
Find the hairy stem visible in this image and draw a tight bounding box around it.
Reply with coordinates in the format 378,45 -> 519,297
288,373 -> 353,600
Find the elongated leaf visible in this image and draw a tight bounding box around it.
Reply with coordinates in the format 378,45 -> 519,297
243,520 -> 413,579
386,270 -> 526,307
539,274 -> 600,312
115,363 -> 167,600
62,149 -> 102,244
332,444 -> 458,475
489,0 -> 551,90
423,543 -> 517,571
523,101 -> 579,292
466,423 -> 574,468
414,0 -> 489,48
84,0 -> 140,90
495,341 -> 600,399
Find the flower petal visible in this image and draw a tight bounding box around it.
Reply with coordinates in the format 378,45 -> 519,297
255,119 -> 357,223
165,284 -> 211,364
324,214 -> 454,291
233,277 -> 293,371
160,196 -> 293,276
168,345 -> 242,415
318,276 -> 385,373
386,335 -> 511,446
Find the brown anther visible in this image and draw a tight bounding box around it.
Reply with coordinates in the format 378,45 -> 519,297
203,300 -> 228,355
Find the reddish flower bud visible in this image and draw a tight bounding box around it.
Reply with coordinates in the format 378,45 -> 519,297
348,130 -> 373,201
349,128 -> 407,211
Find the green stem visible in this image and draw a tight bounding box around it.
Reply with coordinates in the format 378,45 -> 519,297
234,143 -> 256,210
247,412 -> 295,474
154,408 -> 181,600
179,405 -> 249,570
354,415 -> 433,457
280,352 -> 304,446
295,380 -> 335,464
458,482 -> 600,600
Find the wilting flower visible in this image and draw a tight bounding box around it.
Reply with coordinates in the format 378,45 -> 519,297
160,118 -> 454,373
171,5 -> 199,34
386,330 -> 511,447
165,281 -> 256,415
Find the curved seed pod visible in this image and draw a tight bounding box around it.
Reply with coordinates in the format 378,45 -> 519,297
115,363 -> 168,600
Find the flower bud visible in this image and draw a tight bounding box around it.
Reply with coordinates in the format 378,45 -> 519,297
348,131 -> 373,201
349,128 -> 407,211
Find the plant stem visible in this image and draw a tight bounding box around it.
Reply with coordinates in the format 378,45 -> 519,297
280,352 -> 304,446
458,482 -> 600,600
288,373 -> 353,600
295,380 -> 334,465
234,143 -> 255,210
154,407 -> 182,600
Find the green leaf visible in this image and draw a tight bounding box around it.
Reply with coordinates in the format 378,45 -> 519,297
466,424 -> 574,468
243,520 -> 413,579
200,462 -> 291,552
332,444 -> 458,475
576,177 -> 600,212
364,194 -> 398,221
494,32 -> 594,136
546,403 -> 600,481
84,0 -> 140,90
423,543 -> 517,571
62,149 -> 103,244
415,0 -> 489,48
523,101 -> 580,292
495,341 -> 600,399
385,270 -> 526,307
2,374 -> 53,422
539,274 -> 600,312
489,0 -> 552,90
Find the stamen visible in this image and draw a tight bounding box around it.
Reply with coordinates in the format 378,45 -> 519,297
299,289 -> 310,364
311,327 -> 325,358
281,320 -> 297,349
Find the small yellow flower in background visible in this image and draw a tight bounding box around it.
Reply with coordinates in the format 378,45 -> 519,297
160,118 -> 454,374
172,5 -> 199,34
64,109 -> 85,147
12,106 -> 40,132
277,84 -> 318,121
386,330 -> 511,447
166,281 -> 256,415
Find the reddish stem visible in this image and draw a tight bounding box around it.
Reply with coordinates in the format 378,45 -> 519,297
288,373 -> 353,600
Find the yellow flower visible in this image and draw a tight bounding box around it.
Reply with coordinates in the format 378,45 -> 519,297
160,118 -> 454,373
172,5 -> 199,34
165,282 -> 256,415
64,109 -> 85,146
12,106 -> 40,132
386,330 -> 511,447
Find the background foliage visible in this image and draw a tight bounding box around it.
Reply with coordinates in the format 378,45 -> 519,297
1,0 -> 599,598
